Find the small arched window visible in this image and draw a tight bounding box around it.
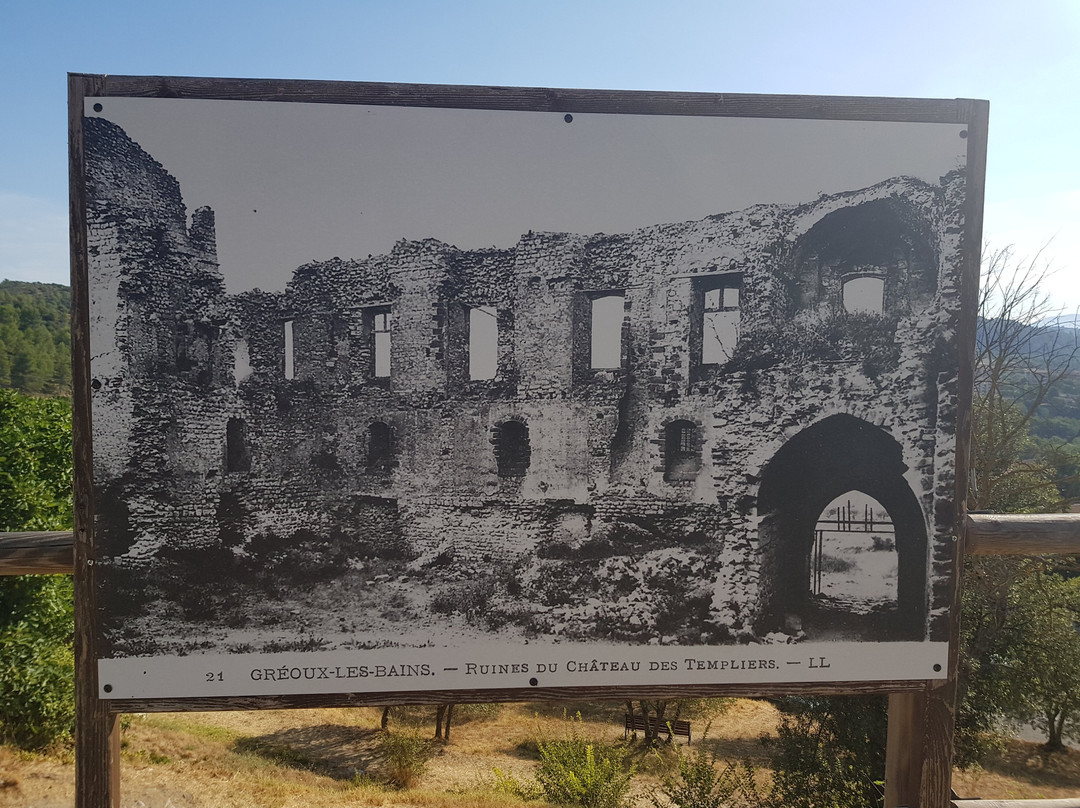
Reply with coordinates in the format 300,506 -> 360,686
495,420 -> 531,478
664,420 -> 700,482
367,421 -> 393,471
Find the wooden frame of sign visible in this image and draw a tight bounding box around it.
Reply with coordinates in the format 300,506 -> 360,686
69,73 -> 987,807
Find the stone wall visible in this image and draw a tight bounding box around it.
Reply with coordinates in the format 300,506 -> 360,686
87,114 -> 966,641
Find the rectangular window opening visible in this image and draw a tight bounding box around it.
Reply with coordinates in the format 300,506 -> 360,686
701,278 -> 741,365
468,305 -> 498,380
372,308 -> 391,378
590,292 -> 624,369
843,275 -> 885,314
283,319 -> 295,379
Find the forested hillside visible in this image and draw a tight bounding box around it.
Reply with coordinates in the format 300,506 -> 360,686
0,280 -> 71,395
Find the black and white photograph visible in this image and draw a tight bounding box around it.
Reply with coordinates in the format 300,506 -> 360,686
82,93 -> 969,698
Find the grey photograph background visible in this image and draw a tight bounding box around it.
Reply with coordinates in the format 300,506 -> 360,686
83,95 -> 969,660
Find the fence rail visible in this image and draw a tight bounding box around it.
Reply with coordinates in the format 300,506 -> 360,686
0,530 -> 76,574
952,801 -> 1080,808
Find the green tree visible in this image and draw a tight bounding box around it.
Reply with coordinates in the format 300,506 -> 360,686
0,389 -> 73,530
969,246 -> 1079,513
957,246 -> 1080,763
0,280 -> 71,396
0,389 -> 75,749
764,696 -> 887,808
999,569 -> 1080,751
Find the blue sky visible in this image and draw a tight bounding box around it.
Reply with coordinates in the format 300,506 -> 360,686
2,0 -> 1078,308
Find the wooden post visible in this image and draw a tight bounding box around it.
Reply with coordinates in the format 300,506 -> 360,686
70,71 -> 119,808
887,691 -> 926,806
883,96 -> 989,808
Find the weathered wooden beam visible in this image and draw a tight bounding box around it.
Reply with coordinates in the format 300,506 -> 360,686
967,513 -> 1080,556
952,801 -> 1080,808
0,531 -> 76,575
78,74 -> 978,124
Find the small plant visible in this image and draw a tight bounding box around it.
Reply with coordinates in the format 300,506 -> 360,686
532,713 -> 635,808
652,742 -> 769,808
378,729 -> 431,789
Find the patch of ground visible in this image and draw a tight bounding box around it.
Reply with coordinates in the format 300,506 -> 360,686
2,700 -> 1079,807
952,738 -> 1080,801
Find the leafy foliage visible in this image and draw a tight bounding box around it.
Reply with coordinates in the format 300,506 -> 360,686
957,246 -> 1080,762
532,714 -> 635,808
0,280 -> 71,396
0,389 -> 72,530
997,567 -> 1080,750
969,247 -> 1080,512
764,696 -> 886,808
0,388 -> 74,749
652,740 -> 770,808
377,728 -> 431,788
0,575 -> 75,749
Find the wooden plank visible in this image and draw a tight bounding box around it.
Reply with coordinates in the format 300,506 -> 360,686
886,691 -> 926,806
0,531 -> 75,575
0,546 -> 74,575
70,71 -> 119,808
967,514 -> 1080,555
74,73 -> 975,123
952,802 -> 1080,808
106,678 -> 926,714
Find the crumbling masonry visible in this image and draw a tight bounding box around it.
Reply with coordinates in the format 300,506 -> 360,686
85,116 -> 966,643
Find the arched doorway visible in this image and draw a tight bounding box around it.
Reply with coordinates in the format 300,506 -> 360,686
757,414 -> 927,640
811,493 -> 898,613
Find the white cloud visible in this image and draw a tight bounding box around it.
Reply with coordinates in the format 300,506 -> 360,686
0,192 -> 69,286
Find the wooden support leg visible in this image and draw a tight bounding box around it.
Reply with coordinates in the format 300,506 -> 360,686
75,696 -> 119,808
885,684 -> 958,808
886,691 -> 925,807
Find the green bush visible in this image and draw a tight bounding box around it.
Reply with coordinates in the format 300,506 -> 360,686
652,743 -> 768,808
0,389 -> 75,750
378,729 -> 431,788
764,696 -> 886,808
533,714 -> 635,808
0,575 -> 75,749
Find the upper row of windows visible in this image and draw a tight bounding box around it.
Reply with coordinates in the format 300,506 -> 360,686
277,273 -> 884,382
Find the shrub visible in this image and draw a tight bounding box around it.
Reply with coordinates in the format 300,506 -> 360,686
533,714 -> 634,808
0,575 -> 75,749
0,391 -> 75,750
763,696 -> 886,808
652,743 -> 769,808
378,729 -> 431,788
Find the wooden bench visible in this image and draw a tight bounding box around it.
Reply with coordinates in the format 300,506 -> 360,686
623,713 -> 691,744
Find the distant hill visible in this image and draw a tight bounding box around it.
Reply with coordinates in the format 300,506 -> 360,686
0,279 -> 71,395
1040,313 -> 1080,330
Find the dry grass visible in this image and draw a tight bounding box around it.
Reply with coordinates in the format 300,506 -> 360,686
0,699 -> 1077,807
952,740 -> 1080,801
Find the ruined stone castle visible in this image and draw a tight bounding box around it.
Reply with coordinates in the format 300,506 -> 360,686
85,115 -> 966,643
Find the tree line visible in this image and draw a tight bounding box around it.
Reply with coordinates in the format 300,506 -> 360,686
0,280 -> 72,396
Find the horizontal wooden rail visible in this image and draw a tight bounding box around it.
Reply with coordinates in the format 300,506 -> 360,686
1,513 -> 1078,576
966,513 -> 1080,555
952,800 -> 1080,808
0,531 -> 75,575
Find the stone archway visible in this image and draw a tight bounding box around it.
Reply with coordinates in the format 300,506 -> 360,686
757,414 -> 927,640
